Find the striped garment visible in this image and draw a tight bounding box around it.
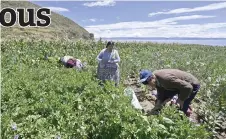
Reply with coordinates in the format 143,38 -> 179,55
97,63 -> 120,85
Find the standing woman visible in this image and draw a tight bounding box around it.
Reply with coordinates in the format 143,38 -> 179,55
97,41 -> 121,86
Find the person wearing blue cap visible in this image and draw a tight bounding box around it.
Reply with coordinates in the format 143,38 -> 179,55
139,69 -> 200,117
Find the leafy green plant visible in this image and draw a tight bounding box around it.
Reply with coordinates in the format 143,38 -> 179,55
2,39 -> 225,139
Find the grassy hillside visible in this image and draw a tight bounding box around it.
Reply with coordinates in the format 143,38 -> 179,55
1,39 -> 226,138
1,1 -> 93,41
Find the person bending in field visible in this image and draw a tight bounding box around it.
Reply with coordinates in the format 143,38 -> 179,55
45,55 -> 86,70
59,55 -> 86,70
139,69 -> 200,117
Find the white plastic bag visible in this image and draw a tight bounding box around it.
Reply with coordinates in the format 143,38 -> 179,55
124,87 -> 143,110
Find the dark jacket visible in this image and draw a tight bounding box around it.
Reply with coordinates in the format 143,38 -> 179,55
153,69 -> 200,101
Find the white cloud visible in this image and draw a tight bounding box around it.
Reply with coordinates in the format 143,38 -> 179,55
90,18 -> 97,22
45,7 -> 69,12
160,15 -> 215,24
148,2 -> 226,17
82,18 -> 104,22
85,15 -> 226,38
86,15 -> 215,30
83,0 -> 116,7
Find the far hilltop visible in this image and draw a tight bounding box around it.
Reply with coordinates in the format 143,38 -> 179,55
1,1 -> 94,41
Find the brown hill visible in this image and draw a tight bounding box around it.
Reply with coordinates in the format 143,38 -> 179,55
1,0 -> 94,41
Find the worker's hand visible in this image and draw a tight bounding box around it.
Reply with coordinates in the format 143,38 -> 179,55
108,60 -> 115,63
177,99 -> 184,110
108,60 -> 113,63
147,102 -> 162,116
154,100 -> 163,110
163,98 -> 171,105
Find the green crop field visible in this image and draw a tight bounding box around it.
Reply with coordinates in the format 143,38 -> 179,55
1,39 -> 226,139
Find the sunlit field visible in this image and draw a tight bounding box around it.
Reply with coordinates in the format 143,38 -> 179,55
1,39 -> 226,139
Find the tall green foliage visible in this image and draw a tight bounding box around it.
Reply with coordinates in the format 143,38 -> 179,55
2,39 -> 225,138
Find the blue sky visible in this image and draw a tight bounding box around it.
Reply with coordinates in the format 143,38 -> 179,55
30,0 -> 226,38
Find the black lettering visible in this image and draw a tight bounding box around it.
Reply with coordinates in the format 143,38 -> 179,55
17,8 -> 36,27
37,8 -> 51,27
0,8 -> 17,27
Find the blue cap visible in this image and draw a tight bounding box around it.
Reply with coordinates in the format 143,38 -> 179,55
139,69 -> 153,83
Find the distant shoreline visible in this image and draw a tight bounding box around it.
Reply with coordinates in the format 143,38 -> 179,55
98,37 -> 226,40
96,37 -> 226,47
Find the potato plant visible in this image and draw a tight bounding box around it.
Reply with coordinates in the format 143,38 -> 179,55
2,39 -> 226,139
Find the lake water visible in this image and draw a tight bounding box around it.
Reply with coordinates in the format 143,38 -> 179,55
99,38 -> 226,47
